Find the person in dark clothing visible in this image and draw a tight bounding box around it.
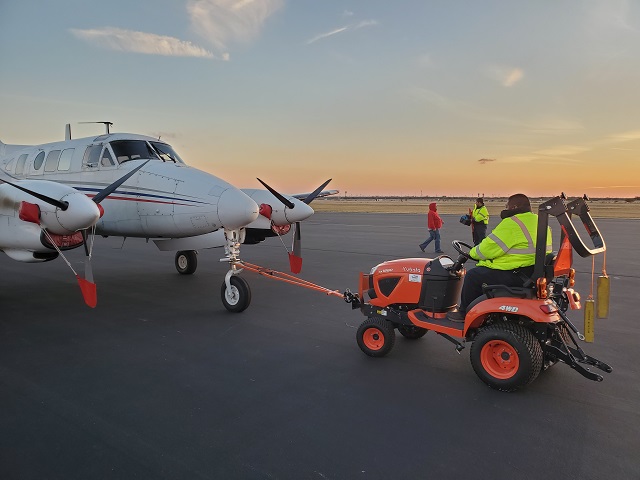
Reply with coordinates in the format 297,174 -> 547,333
471,197 -> 489,245
419,202 -> 444,254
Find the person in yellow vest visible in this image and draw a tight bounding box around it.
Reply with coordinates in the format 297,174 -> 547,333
447,193 -> 552,322
471,197 -> 489,245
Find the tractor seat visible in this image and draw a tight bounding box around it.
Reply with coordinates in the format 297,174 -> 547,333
466,285 -> 536,313
483,284 -> 535,300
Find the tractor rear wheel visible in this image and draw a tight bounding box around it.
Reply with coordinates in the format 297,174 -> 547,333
398,325 -> 428,339
357,318 -> 395,357
470,322 -> 543,392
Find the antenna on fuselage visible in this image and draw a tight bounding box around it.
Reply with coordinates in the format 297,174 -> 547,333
79,121 -> 114,134
65,124 -> 72,141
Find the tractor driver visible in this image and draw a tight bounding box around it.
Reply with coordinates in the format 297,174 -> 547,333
446,193 -> 552,322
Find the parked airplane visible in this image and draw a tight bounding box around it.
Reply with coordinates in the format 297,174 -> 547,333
0,123 -> 331,311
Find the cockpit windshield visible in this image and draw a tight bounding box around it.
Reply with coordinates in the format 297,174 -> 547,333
108,140 -> 185,164
110,140 -> 158,164
150,142 -> 184,164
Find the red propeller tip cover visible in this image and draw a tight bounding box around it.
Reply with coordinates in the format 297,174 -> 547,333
77,276 -> 97,308
288,253 -> 302,274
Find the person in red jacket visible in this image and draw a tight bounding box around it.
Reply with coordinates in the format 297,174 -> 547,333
419,202 -> 444,254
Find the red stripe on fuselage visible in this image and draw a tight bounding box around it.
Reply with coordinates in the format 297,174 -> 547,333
85,194 -> 193,206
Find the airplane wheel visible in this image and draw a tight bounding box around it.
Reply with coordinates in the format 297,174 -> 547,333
470,322 -> 543,392
356,318 -> 395,357
221,276 -> 251,313
398,324 -> 428,339
175,250 -> 197,275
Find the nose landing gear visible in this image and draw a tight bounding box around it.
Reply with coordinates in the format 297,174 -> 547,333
220,228 -> 252,313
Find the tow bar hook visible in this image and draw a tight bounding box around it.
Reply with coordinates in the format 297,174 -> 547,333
343,289 -> 361,309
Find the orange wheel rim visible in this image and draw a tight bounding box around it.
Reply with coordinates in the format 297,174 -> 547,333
363,328 -> 385,350
480,340 -> 519,379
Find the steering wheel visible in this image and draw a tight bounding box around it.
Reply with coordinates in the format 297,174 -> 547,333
450,240 -> 475,272
452,240 -> 474,257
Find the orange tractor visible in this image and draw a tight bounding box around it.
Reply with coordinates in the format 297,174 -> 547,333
344,194 -> 612,391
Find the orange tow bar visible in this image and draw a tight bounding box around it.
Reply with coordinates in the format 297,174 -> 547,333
238,261 -> 346,300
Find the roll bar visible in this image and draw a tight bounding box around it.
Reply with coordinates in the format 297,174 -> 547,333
531,194 -> 606,282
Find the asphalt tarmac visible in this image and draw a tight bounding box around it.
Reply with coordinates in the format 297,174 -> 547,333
1,213 -> 639,480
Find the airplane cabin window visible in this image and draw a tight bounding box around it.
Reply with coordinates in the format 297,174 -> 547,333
101,148 -> 115,167
58,148 -> 74,171
150,142 -> 185,164
44,150 -> 61,172
33,151 -> 45,170
15,154 -> 27,175
4,158 -> 15,173
83,145 -> 102,167
110,140 -> 159,164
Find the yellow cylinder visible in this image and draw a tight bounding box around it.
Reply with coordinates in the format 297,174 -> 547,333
584,298 -> 595,343
597,275 -> 610,319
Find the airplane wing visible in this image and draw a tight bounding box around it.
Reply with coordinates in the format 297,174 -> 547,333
291,189 -> 339,200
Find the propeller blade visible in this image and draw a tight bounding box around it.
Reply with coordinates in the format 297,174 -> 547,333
293,222 -> 302,258
303,179 -> 332,204
256,178 -> 295,209
80,230 -> 95,283
92,160 -> 150,204
0,179 -> 68,210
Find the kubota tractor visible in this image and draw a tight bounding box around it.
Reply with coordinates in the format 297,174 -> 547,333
344,194 -> 612,392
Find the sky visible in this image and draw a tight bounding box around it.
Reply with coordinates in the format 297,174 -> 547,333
1,0 -> 639,198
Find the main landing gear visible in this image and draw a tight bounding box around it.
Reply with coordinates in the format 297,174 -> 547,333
175,250 -> 198,275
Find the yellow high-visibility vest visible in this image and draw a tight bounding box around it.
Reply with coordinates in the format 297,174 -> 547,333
472,205 -> 489,224
469,212 -> 552,270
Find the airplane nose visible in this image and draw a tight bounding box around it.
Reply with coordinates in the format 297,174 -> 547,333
284,200 -> 314,223
217,188 -> 259,229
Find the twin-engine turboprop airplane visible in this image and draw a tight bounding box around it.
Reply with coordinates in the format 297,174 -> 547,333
0,123 -> 331,311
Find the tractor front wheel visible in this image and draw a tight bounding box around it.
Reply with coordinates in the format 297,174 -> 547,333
470,322 -> 543,392
356,318 -> 396,357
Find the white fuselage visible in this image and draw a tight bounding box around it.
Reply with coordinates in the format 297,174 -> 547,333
0,133 -> 259,240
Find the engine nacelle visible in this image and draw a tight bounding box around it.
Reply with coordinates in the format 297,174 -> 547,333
3,248 -> 58,263
0,181 -> 100,235
242,189 -> 314,227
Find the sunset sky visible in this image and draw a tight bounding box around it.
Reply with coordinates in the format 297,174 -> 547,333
1,0 -> 639,198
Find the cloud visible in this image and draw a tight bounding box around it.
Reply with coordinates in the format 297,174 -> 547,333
607,129 -> 640,142
478,158 -> 496,164
69,27 -> 215,58
521,118 -> 584,135
589,185 -> 640,188
306,27 -> 348,45
306,19 -> 378,45
187,0 -> 283,54
587,0 -> 635,31
533,145 -> 590,156
485,66 -> 524,87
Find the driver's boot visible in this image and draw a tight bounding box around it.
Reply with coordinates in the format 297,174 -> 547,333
446,310 -> 466,323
